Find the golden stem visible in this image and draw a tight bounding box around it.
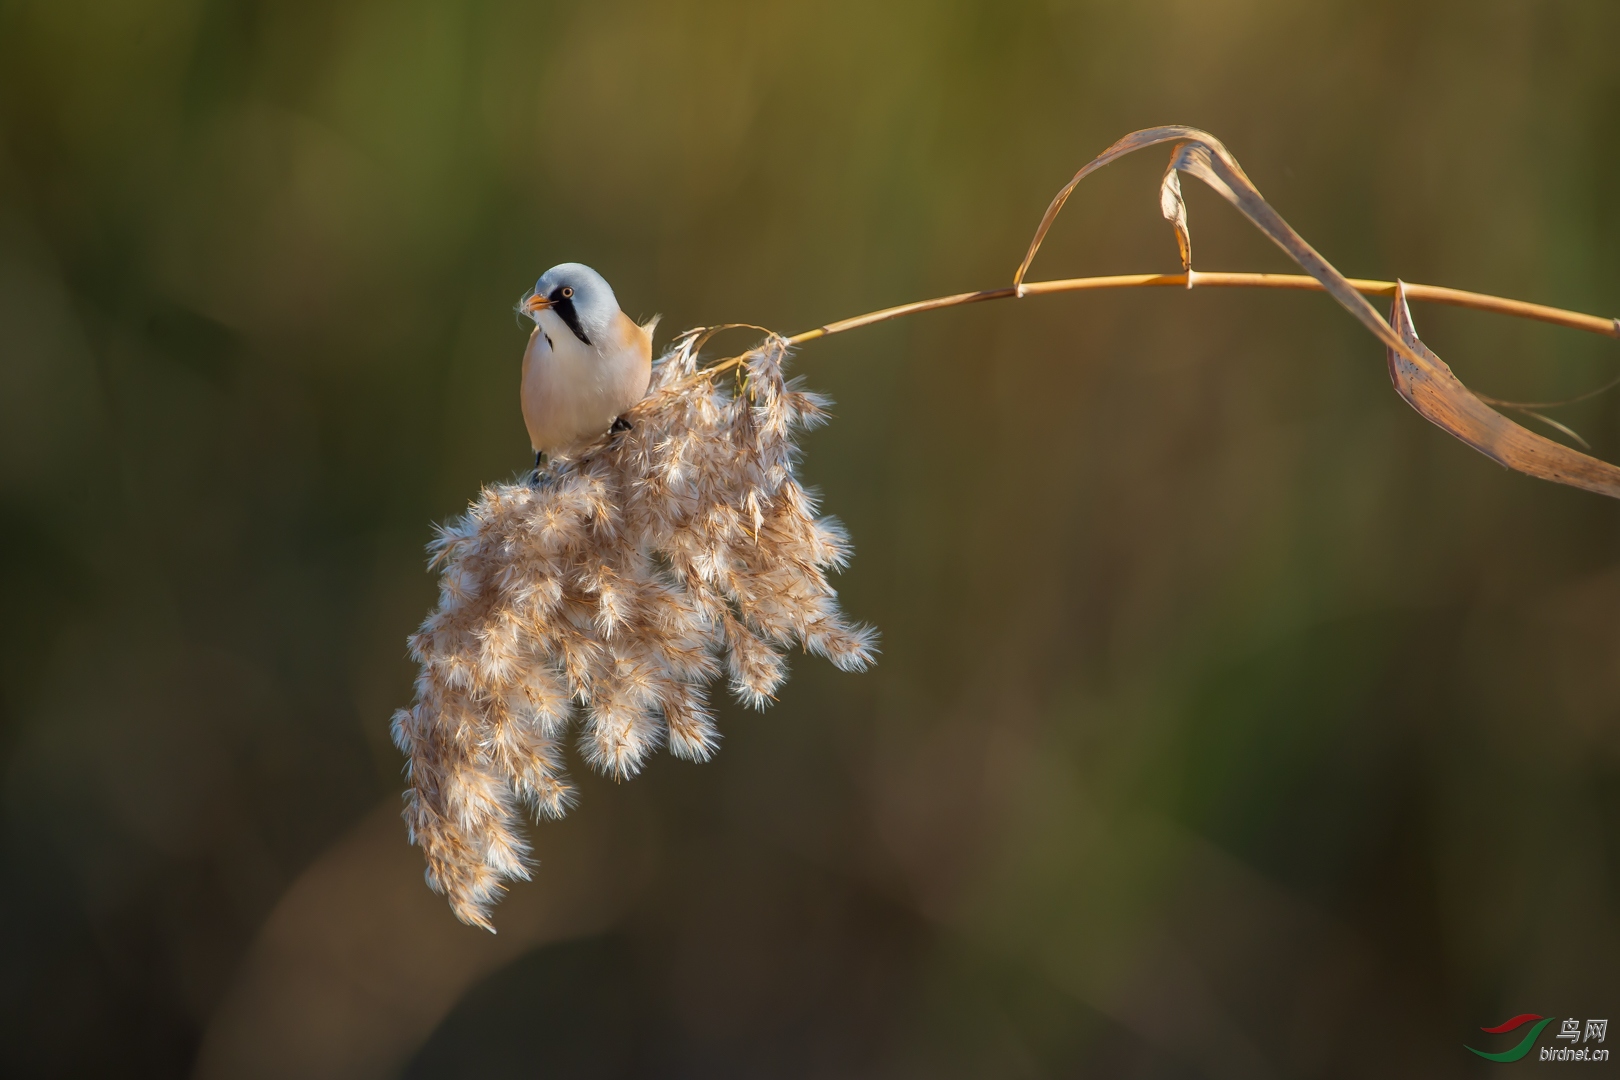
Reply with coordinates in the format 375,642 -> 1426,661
784,271 -> 1620,345
673,270 -> 1617,390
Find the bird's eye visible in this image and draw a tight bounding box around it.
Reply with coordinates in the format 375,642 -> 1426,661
561,286 -> 574,299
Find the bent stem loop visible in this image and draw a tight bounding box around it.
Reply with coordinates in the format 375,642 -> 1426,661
681,126 -> 1620,498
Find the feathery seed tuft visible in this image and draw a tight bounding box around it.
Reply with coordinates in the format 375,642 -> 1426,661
391,333 -> 876,928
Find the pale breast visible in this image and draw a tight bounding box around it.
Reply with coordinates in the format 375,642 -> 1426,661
520,314 -> 653,454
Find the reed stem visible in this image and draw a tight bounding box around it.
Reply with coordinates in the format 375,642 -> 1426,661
784,271 -> 1620,345
674,124 -> 1620,499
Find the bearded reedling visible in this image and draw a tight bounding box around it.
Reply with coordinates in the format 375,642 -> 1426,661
520,263 -> 657,473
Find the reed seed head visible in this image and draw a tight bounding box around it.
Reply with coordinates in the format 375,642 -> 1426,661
391,333 -> 876,928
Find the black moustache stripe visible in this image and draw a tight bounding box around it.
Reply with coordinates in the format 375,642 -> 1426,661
550,290 -> 592,345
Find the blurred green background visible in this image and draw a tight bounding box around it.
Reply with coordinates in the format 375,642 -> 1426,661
3,0 -> 1619,1076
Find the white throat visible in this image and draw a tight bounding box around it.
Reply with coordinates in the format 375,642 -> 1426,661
535,309 -> 599,357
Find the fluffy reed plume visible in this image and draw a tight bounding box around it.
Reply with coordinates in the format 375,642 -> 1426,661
391,331 -> 876,928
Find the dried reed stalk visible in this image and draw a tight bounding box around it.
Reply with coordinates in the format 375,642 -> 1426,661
787,127 -> 1620,493
397,125 -> 1618,928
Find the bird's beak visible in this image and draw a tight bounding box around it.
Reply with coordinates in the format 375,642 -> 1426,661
524,294 -> 552,313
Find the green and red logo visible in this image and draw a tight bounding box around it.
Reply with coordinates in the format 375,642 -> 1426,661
1469,1014 -> 1609,1062
1467,1014 -> 1554,1062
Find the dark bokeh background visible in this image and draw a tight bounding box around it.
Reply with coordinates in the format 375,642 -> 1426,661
3,1 -> 1619,1076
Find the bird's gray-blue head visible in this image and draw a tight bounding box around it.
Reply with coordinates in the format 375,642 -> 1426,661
524,262 -> 619,347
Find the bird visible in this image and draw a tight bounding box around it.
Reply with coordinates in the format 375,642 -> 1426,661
519,263 -> 656,473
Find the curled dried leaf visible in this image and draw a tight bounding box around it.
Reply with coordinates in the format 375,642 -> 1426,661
1386,283 -> 1620,497
1016,125 -> 1620,500
1159,158 -> 1191,275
